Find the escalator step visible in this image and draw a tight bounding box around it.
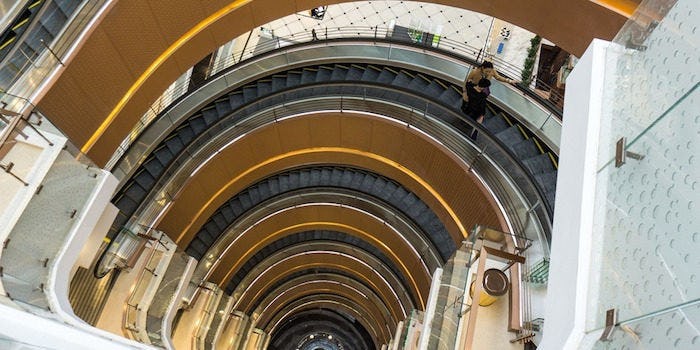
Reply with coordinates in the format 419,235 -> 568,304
213,97 -> 232,117
228,92 -> 244,109
495,126 -> 526,148
300,68 -> 318,84
247,185 -> 261,204
133,170 -> 156,190
511,139 -> 541,159
522,154 -> 556,175
407,74 -> 430,90
376,68 -> 398,84
330,65 -> 349,80
316,66 -> 333,81
188,115 -> 208,134
288,170 -> 301,188
271,75 -> 287,91
535,172 -> 558,195
220,206 -> 235,222
242,85 -> 258,103
202,106 -> 219,125
175,123 -> 196,144
256,80 -> 272,96
123,182 -> 147,202
361,65 -> 382,81
153,145 -> 174,165
482,115 -> 510,133
143,159 -> 164,178
164,134 -> 185,154
392,71 -> 413,87
423,80 -> 446,98
438,86 -> 462,107
286,71 -> 302,86
115,194 -> 139,214
346,65 -> 365,80
186,240 -> 207,259
212,214 -> 228,232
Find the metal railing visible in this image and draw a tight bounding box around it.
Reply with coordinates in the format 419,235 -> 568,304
0,0 -> 109,97
127,84 -> 552,253
123,231 -> 171,344
106,25 -> 564,171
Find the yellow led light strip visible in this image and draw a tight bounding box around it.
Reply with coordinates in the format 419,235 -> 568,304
591,0 -> 638,17
240,261 -> 397,320
257,284 -> 390,328
269,300 -> 382,341
217,221 -> 426,306
177,147 -> 468,243
81,0 -> 252,154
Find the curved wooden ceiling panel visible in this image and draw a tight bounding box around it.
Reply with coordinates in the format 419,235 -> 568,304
266,296 -> 387,345
232,251 -> 407,320
206,205 -> 432,305
157,112 -> 503,250
253,279 -> 395,333
36,0 -> 629,166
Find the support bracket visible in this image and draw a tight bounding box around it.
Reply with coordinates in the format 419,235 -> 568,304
599,308 -> 618,341
615,137 -> 645,168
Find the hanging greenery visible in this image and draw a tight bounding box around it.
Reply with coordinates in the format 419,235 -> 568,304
521,35 -> 542,86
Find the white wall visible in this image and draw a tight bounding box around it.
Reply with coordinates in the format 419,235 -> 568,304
538,39 -> 609,349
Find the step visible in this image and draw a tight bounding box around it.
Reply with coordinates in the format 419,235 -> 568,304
495,126 -> 527,148
522,154 -> 556,175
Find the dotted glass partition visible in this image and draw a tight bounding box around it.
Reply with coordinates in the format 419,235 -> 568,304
586,0 -> 699,343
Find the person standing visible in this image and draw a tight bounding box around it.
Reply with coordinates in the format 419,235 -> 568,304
461,78 -> 491,140
465,61 -> 518,87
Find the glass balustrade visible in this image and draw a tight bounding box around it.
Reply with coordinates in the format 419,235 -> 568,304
0,1 -> 109,100
586,0 -> 699,344
106,27 -> 563,171
124,86 -> 551,261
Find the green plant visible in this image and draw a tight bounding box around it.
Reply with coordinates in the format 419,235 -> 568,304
521,35 -> 542,86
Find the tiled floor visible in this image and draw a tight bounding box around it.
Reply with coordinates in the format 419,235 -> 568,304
223,1 -> 538,74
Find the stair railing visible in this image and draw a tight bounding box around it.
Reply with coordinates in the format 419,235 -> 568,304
105,26 -> 564,171
126,85 -> 552,251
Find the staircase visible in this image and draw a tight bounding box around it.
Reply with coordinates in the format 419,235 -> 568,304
68,267 -> 118,325
184,166 -> 454,268
111,63 -> 558,241
0,0 -> 83,88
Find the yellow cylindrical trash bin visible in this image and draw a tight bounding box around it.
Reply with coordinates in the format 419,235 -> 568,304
469,268 -> 509,306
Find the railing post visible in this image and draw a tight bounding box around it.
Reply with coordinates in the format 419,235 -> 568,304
539,113 -> 552,130
238,30 -> 253,63
39,39 -> 64,66
23,118 -> 54,146
0,162 -> 29,186
468,147 -> 486,171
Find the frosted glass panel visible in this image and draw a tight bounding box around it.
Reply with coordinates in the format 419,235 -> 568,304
592,301 -> 700,350
587,0 -> 700,332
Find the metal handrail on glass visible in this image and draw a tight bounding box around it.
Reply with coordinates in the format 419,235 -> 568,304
123,230 -> 170,343
106,26 -> 563,171
125,84 -> 551,256
0,0 -> 108,99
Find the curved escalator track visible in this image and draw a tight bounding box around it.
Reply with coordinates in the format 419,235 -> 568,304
111,63 -> 558,244
0,0 -> 83,89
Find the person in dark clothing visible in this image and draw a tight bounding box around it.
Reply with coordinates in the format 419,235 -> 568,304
461,78 -> 491,140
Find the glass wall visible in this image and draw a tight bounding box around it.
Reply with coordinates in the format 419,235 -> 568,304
586,0 -> 699,345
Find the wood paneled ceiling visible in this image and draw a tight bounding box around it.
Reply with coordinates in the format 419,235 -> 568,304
37,0 -> 632,167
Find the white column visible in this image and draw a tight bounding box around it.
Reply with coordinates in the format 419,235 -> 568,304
538,39 -> 610,350
416,268 -> 443,349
